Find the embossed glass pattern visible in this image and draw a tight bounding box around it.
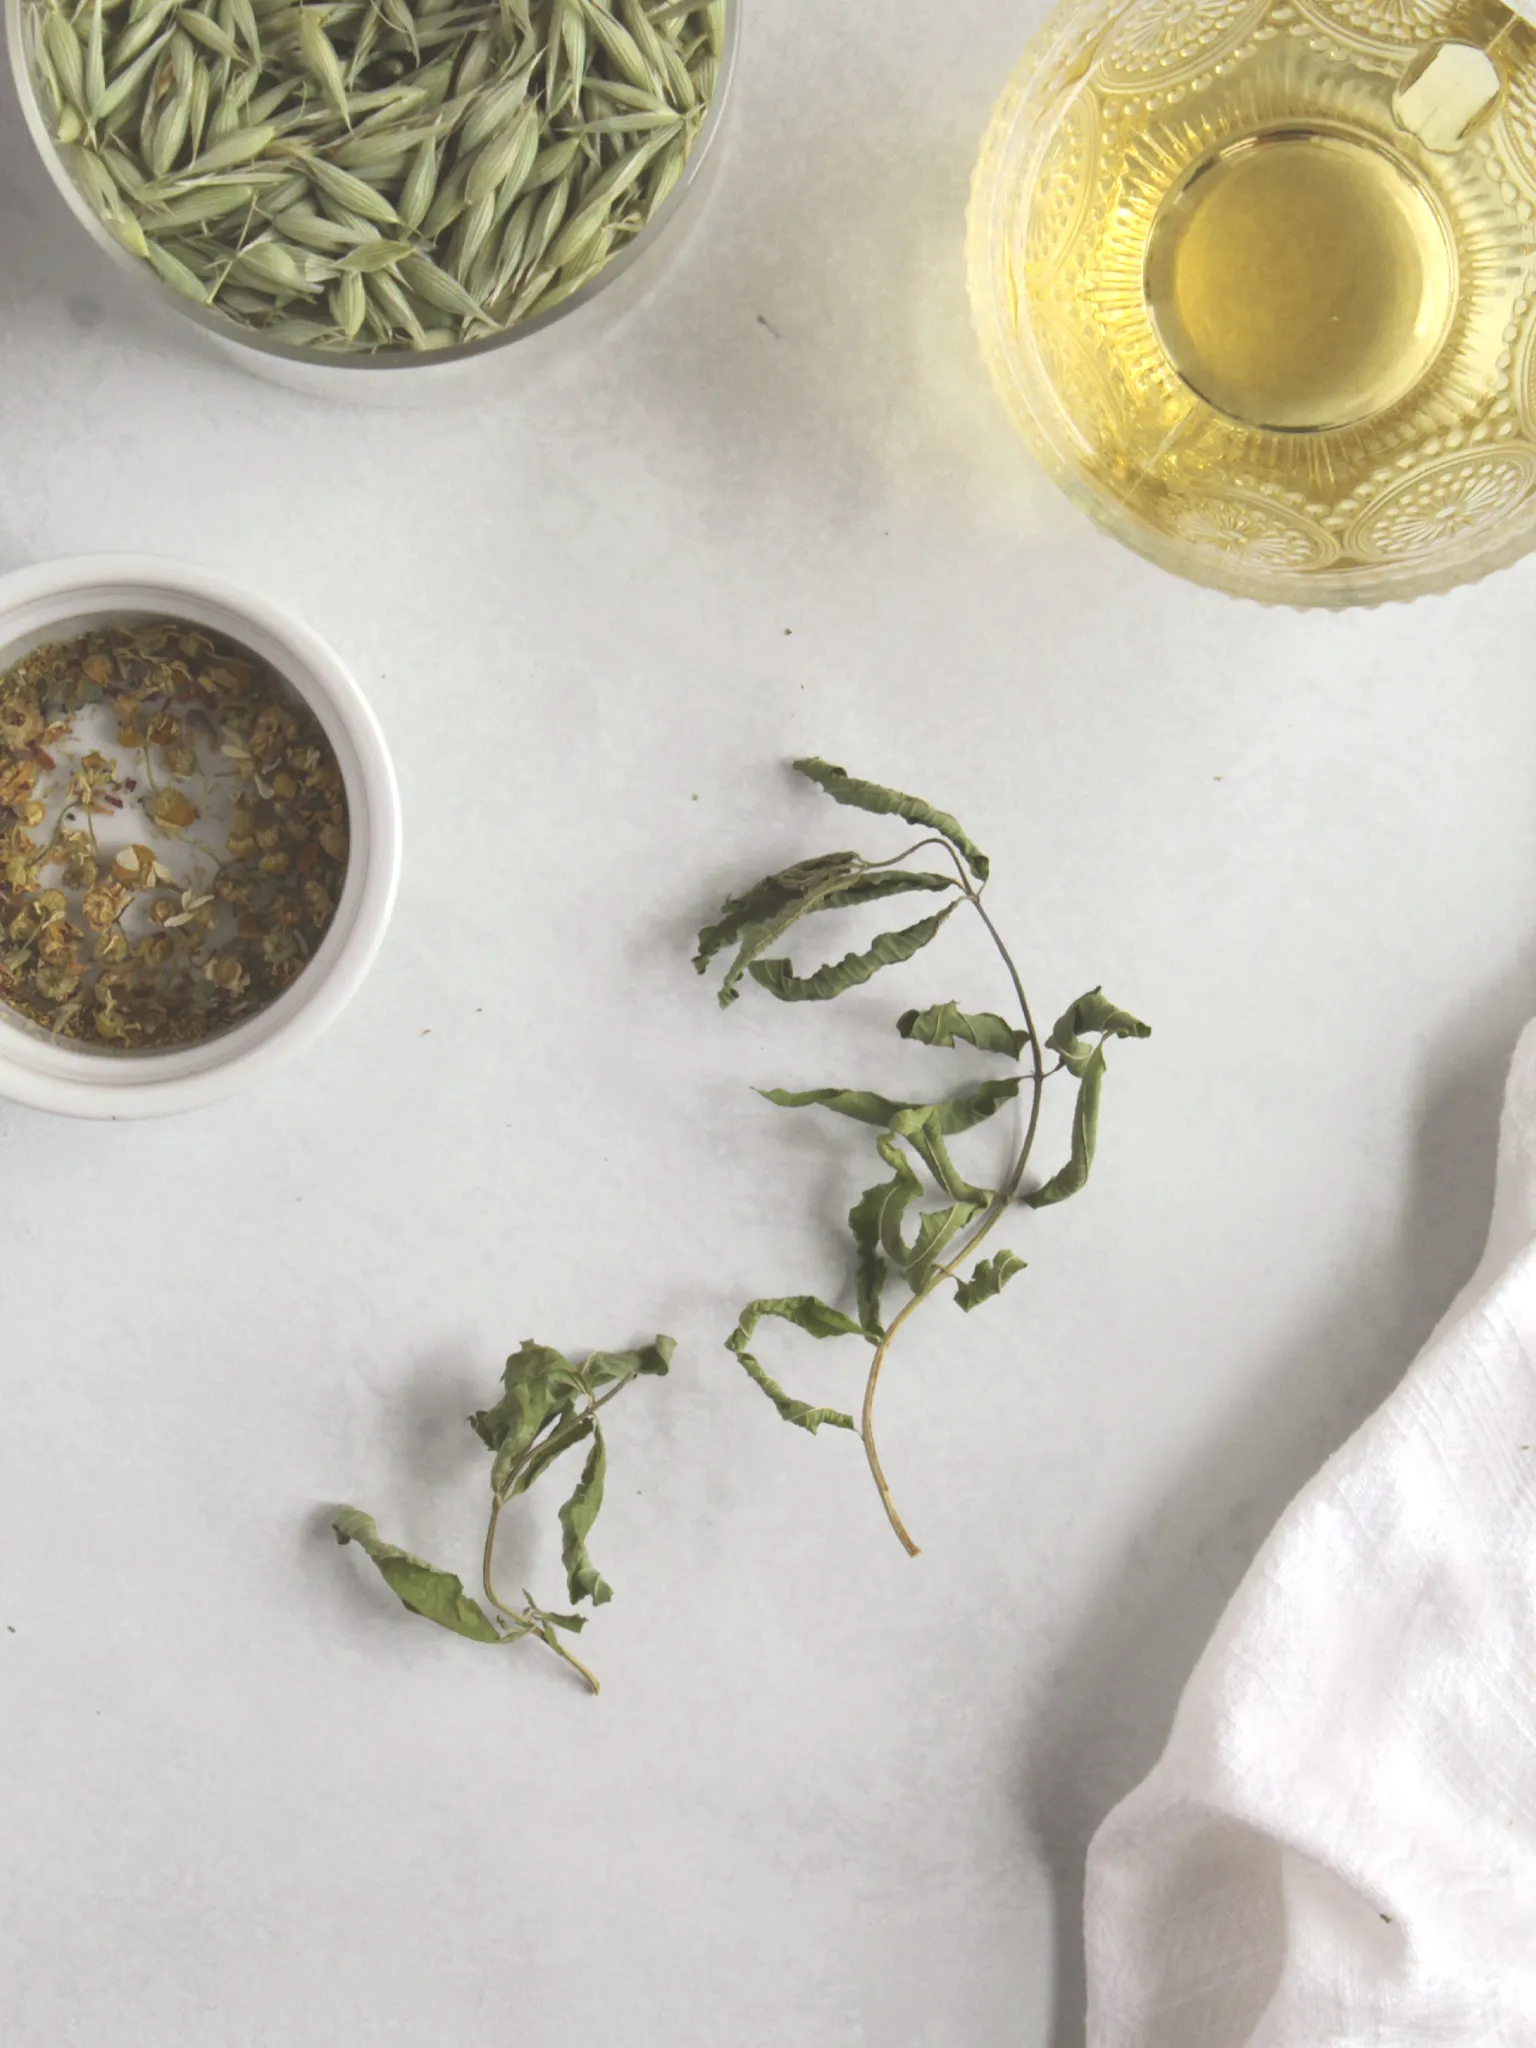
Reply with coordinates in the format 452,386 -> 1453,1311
967,0 -> 1536,604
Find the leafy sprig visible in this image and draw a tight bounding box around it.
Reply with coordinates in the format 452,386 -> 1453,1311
698,759 -> 1149,1555
333,1336 -> 674,1692
335,756 -> 1149,1685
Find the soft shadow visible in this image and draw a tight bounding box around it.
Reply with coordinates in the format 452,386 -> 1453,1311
622,87 -> 1066,531
387,1344 -> 489,1497
1023,974 -> 1534,2047
325,1345 -> 544,1612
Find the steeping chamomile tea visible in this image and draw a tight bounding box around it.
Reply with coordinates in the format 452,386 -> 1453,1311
0,617 -> 348,1051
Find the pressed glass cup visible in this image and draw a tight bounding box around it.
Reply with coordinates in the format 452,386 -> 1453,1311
969,0 -> 1536,604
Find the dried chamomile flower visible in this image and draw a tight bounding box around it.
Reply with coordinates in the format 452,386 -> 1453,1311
0,619 -> 350,1050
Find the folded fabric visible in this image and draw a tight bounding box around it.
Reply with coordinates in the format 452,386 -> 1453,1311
1085,1021 -> 1536,2047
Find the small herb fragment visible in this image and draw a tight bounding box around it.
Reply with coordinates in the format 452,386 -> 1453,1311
334,1335 -> 674,1692
699,759 -> 1150,1554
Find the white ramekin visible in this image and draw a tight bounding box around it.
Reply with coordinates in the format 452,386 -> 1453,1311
0,555 -> 401,1118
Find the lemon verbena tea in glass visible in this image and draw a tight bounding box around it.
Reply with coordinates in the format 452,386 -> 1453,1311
969,0 -> 1536,603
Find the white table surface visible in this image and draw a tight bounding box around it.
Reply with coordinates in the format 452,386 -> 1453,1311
3,6 -> 1535,2043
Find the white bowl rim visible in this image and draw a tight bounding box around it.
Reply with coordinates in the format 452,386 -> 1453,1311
0,553 -> 402,1118
3,0 -> 743,376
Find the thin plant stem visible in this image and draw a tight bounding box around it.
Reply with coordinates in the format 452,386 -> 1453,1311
537,1626 -> 601,1695
482,1492 -> 515,1616
481,1489 -> 600,1694
481,1381 -> 622,1695
857,879 -> 1049,1553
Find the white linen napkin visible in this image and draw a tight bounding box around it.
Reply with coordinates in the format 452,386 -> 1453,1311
1084,1021 -> 1536,2047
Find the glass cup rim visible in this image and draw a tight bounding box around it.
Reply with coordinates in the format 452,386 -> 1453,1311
963,0 -> 1536,607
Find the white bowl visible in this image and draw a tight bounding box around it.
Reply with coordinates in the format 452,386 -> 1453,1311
0,555 -> 401,1118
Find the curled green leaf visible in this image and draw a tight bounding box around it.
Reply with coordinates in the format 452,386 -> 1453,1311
817,870 -> 958,912
793,757 -> 990,883
759,1084 -> 910,1128
762,1076 -> 1021,1142
847,1135 -> 922,1338
894,1197 -> 987,1293
708,873 -> 864,1006
503,1408 -> 590,1500
332,1508 -> 502,1643
1044,988 -> 1152,1075
726,1297 -> 863,1434
694,850 -> 859,972
892,1078 -> 1023,1142
526,1598 -> 586,1635
1022,1051 -> 1105,1209
584,1335 -> 676,1386
1024,989 -> 1150,1209
696,858 -> 959,1005
898,1003 -> 1029,1060
955,1251 -> 1027,1312
762,1077 -> 1014,1211
470,1340 -> 576,1439
749,903 -> 957,1004
470,1339 -> 574,1490
559,1426 -> 611,1606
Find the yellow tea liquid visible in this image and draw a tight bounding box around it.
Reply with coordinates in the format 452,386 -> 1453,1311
1144,129 -> 1454,432
969,0 -> 1536,600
